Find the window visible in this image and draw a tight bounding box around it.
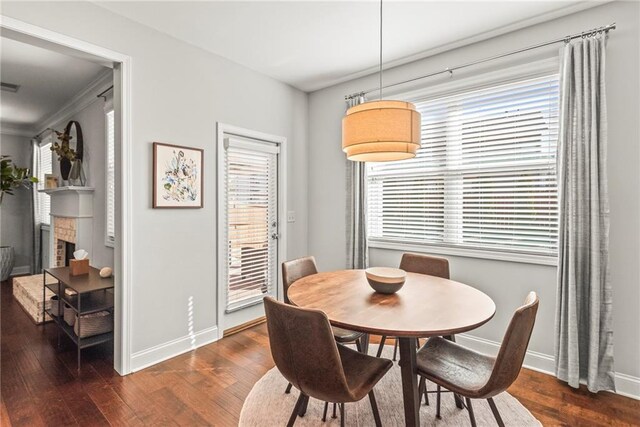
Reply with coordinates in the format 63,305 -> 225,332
367,74 -> 559,258
38,138 -> 52,225
105,108 -> 116,247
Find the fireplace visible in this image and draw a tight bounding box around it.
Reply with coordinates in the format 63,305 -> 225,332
40,186 -> 94,269
53,217 -> 78,268
64,242 -> 76,267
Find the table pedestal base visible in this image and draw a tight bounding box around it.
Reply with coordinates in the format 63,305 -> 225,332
398,337 -> 420,427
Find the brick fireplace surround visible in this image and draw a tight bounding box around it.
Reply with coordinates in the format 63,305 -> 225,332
53,217 -> 77,267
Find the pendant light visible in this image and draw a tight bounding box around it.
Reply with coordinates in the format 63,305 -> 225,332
342,0 -> 421,162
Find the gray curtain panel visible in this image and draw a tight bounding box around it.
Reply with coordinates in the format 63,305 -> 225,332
554,34 -> 616,393
345,93 -> 369,269
30,138 -> 42,274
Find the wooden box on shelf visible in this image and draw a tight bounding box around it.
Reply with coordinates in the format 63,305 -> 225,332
69,259 -> 90,276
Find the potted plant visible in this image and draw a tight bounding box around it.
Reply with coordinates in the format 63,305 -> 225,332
1,155 -> 38,281
51,129 -> 78,182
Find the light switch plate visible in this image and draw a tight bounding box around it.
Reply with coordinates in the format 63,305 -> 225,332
287,211 -> 296,223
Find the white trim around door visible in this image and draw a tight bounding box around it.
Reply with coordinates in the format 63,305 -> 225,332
0,15 -> 134,375
216,123 -> 287,333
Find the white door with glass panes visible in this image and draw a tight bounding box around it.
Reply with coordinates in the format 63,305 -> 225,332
220,135 -> 280,331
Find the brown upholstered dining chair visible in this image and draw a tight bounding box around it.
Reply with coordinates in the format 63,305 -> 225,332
283,256 -> 365,347
264,297 -> 393,427
416,292 -> 539,427
375,252 -> 456,407
376,252 -> 452,360
282,256 -> 366,397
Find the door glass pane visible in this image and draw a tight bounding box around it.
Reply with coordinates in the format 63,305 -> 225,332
224,139 -> 278,312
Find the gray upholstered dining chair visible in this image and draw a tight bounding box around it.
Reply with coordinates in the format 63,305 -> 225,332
282,256 -> 366,397
415,292 -> 539,426
264,297 -> 393,427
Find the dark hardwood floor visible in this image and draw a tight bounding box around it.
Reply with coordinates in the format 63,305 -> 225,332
2,278 -> 638,426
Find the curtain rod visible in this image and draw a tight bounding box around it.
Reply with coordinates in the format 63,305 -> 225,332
97,85 -> 114,100
345,22 -> 616,100
33,85 -> 114,138
33,127 -> 54,140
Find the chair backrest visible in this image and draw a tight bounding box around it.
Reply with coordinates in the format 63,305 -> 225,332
264,297 -> 353,402
482,292 -> 539,397
399,253 -> 450,279
282,256 -> 318,304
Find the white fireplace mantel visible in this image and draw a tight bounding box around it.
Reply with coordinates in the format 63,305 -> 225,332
39,186 -> 95,218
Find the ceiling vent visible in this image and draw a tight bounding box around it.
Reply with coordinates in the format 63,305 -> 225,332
1,82 -> 20,93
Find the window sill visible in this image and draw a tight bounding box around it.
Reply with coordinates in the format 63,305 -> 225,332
368,240 -> 557,266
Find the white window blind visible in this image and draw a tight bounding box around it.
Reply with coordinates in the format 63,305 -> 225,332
368,74 -> 559,256
38,139 -> 52,225
105,109 -> 116,246
223,138 -> 279,312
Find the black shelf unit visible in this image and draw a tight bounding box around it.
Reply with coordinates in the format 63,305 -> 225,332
42,266 -> 115,372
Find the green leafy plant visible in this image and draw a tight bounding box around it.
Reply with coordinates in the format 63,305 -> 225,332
0,155 -> 38,204
51,129 -> 77,161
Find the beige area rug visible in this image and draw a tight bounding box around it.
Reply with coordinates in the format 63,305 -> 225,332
240,346 -> 541,426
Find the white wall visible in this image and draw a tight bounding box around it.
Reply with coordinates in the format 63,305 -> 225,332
1,1 -> 309,363
49,87 -> 115,269
0,133 -> 32,273
308,0 -> 640,392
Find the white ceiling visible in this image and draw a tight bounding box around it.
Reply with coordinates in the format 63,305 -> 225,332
0,37 -> 108,134
97,0 -> 600,92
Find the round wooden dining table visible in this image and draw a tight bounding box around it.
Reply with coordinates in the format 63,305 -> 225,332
288,269 -> 496,427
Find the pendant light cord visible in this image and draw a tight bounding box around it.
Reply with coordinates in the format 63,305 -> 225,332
379,0 -> 383,100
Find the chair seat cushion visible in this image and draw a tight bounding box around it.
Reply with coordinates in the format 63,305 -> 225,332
416,337 -> 495,398
337,344 -> 393,401
332,326 -> 364,343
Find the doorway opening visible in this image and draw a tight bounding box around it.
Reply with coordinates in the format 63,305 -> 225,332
0,16 -> 132,375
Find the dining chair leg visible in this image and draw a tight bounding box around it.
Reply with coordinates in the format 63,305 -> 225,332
376,335 -> 387,357
392,339 -> 399,361
332,402 -> 337,419
340,403 -> 345,427
454,392 -> 464,409
298,394 -> 309,417
487,398 -> 505,427
368,390 -> 382,427
322,402 -> 329,422
287,392 -> 307,427
418,376 -> 429,405
285,382 -> 293,394
436,385 -> 442,419
465,397 -> 477,427
355,338 -> 363,353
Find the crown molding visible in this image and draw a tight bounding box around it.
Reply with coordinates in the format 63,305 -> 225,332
0,124 -> 37,138
34,68 -> 112,133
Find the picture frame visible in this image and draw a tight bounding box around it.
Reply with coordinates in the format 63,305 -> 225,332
153,142 -> 204,208
45,174 -> 59,189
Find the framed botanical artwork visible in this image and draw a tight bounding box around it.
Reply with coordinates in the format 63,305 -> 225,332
153,142 -> 204,208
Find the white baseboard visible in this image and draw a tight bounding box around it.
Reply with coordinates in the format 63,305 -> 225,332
11,265 -> 31,276
130,326 -> 220,372
456,333 -> 640,400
